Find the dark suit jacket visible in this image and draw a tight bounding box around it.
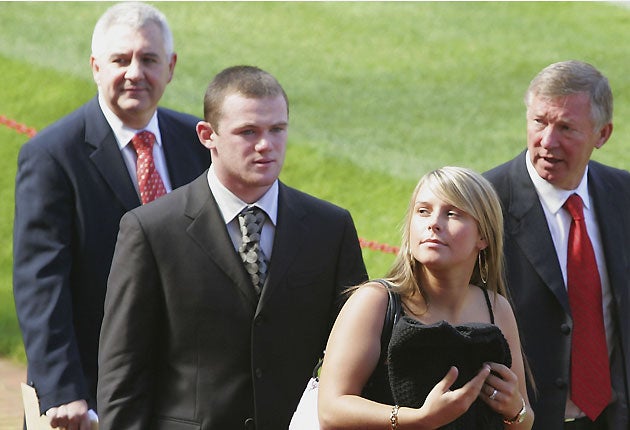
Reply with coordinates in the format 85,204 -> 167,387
97,173 -> 368,430
12,96 -> 211,413
484,150 -> 630,429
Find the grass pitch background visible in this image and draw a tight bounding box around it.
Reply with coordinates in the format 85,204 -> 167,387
1,1 -> 629,360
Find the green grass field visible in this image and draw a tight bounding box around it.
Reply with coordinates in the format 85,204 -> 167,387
1,1 -> 629,361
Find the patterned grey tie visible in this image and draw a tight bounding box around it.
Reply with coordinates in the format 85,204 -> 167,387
237,206 -> 268,295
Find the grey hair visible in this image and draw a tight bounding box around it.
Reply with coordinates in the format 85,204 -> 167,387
524,60 -> 613,130
91,2 -> 174,58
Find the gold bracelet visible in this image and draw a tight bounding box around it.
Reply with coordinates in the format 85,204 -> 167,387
503,398 -> 527,425
390,404 -> 399,429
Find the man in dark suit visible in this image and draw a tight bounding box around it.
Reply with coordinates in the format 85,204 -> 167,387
12,3 -> 210,429
97,65 -> 368,430
485,60 -> 630,430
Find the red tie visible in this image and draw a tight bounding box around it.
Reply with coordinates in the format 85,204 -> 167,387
564,194 -> 611,420
131,131 -> 166,204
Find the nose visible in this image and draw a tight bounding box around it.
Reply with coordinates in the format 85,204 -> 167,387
427,214 -> 441,231
254,134 -> 273,152
539,125 -> 559,149
124,58 -> 144,81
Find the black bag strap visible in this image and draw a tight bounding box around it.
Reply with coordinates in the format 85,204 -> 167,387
373,278 -> 402,357
313,279 -> 402,379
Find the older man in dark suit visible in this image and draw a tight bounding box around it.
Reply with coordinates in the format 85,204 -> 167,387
485,60 -> 630,430
97,66 -> 368,430
12,3 -> 210,429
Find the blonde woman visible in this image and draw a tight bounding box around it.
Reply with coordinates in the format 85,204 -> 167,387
318,167 -> 533,429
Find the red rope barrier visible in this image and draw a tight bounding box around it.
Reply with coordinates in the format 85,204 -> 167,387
0,115 -> 37,138
359,238 -> 400,255
2,114 -> 399,254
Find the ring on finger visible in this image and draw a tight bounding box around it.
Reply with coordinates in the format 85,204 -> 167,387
489,388 -> 498,401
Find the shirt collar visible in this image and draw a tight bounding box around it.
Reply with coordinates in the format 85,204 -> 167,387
98,94 -> 162,149
207,164 -> 279,226
525,149 -> 591,214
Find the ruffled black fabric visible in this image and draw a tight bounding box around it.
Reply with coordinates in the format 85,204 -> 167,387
388,317 -> 512,429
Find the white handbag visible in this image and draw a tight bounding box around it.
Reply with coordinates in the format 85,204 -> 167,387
288,376 -> 321,430
289,280 -> 401,429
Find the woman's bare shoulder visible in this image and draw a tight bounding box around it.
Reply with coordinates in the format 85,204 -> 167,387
487,291 -> 514,316
346,280 -> 391,309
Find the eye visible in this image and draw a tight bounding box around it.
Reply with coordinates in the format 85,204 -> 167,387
112,57 -> 130,66
532,118 -> 545,127
142,56 -> 159,64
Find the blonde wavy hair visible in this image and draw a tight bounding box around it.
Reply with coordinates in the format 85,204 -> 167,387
384,166 -> 506,305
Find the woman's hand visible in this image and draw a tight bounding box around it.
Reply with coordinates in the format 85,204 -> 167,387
417,364 -> 491,428
479,362 -> 524,421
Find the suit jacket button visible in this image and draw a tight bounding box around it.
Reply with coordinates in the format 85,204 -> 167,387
244,417 -> 255,429
555,378 -> 567,389
560,323 -> 571,335
255,368 -> 263,378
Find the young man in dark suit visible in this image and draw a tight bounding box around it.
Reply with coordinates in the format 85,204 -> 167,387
12,3 -> 210,429
484,60 -> 630,430
97,65 -> 368,430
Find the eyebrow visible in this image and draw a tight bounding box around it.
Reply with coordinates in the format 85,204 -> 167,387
234,121 -> 288,128
107,51 -> 161,59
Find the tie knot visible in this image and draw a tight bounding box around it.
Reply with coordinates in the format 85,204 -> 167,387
564,194 -> 584,221
238,206 -> 266,232
131,131 -> 156,153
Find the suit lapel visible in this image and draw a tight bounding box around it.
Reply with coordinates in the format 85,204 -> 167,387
257,184 -> 307,309
85,97 -> 140,210
158,109 -> 211,189
507,154 -> 570,313
158,110 -> 188,188
588,163 -> 630,418
589,164 -> 630,325
184,175 -> 259,308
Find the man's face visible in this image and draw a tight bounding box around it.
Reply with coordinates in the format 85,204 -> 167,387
90,22 -> 175,129
198,93 -> 288,203
526,92 -> 611,190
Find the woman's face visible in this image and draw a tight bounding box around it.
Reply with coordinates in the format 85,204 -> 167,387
409,184 -> 486,273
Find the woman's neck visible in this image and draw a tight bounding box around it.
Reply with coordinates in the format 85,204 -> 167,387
407,266 -> 475,324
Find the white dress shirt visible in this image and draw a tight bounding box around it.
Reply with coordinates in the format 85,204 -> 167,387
98,95 -> 172,195
525,151 -> 614,418
206,165 -> 278,260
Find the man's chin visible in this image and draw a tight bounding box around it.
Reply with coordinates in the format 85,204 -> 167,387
118,99 -> 156,115
112,100 -> 156,128
536,167 -> 575,189
535,164 -> 562,182
118,99 -> 148,112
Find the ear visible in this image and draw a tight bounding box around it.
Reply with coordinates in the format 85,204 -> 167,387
595,122 -> 613,149
90,55 -> 100,84
477,236 -> 488,251
196,121 -> 217,150
167,53 -> 177,83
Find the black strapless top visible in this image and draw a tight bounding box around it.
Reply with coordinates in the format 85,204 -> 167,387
363,287 -> 512,430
